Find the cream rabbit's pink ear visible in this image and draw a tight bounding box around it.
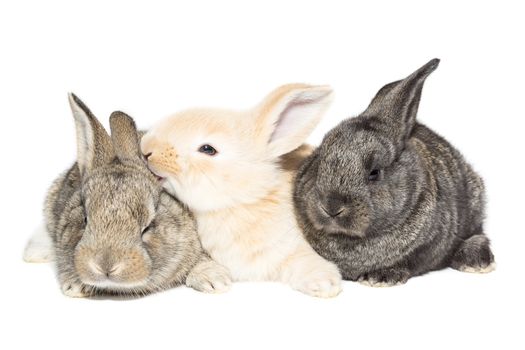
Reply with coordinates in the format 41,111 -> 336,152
254,84 -> 333,159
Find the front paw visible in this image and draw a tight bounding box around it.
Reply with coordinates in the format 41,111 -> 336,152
456,262 -> 496,274
357,269 -> 410,287
61,282 -> 88,298
186,260 -> 232,294
293,263 -> 342,298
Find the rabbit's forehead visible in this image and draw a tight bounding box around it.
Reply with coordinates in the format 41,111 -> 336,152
154,109 -> 246,143
83,175 -> 158,214
85,171 -> 157,192
84,197 -> 154,229
321,129 -> 391,169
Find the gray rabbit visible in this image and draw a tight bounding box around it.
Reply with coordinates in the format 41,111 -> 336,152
23,94 -> 231,297
293,59 -> 495,286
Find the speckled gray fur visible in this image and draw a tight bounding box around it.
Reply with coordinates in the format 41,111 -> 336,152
293,59 -> 494,285
43,95 -> 230,297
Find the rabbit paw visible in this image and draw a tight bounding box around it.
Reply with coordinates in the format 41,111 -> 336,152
293,265 -> 342,298
451,234 -> 495,274
358,269 -> 410,287
456,262 -> 496,274
186,260 -> 232,294
23,225 -> 54,263
61,282 -> 88,298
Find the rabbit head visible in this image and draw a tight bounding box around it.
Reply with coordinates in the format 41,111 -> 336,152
295,59 -> 439,237
141,84 -> 333,212
67,94 -> 196,293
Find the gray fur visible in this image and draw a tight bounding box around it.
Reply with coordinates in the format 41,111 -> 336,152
42,94 -> 230,297
293,59 -> 495,285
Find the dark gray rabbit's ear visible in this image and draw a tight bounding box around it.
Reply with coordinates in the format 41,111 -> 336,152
363,58 -> 440,144
68,93 -> 114,175
109,111 -> 142,162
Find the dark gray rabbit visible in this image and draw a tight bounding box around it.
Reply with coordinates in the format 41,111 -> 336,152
293,59 -> 495,286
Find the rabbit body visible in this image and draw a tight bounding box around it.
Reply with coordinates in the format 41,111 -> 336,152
24,95 -> 231,297
142,84 -> 342,297
293,60 -> 495,286
194,170 -> 332,285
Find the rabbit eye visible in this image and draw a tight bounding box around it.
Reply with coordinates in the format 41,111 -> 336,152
198,144 -> 217,156
141,223 -> 155,242
368,169 -> 381,181
141,225 -> 152,236
84,216 -> 88,226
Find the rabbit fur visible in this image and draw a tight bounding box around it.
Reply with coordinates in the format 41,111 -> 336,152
141,84 -> 342,297
24,94 -> 231,297
293,59 -> 495,286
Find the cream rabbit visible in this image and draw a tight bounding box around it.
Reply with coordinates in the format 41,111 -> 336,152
141,84 -> 342,297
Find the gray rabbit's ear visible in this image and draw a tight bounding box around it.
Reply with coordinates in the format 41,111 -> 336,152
68,93 -> 114,175
109,111 -> 142,161
363,58 -> 440,143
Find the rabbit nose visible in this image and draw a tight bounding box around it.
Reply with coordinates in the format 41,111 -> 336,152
89,260 -> 122,278
143,152 -> 152,160
320,205 -> 345,218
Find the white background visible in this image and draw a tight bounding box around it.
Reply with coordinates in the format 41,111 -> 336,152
1,1 -> 523,349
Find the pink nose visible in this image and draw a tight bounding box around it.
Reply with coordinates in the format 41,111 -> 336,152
89,260 -> 122,278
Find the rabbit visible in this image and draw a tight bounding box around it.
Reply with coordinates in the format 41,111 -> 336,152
23,94 -> 231,297
293,59 -> 495,287
140,84 -> 342,298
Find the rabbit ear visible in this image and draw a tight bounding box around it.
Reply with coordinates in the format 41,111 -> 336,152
68,93 -> 114,175
109,111 -> 142,162
363,58 -> 440,144
254,84 -> 333,158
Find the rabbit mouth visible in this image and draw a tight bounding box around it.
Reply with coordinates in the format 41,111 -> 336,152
145,163 -> 166,181
312,219 -> 367,237
85,279 -> 148,291
307,206 -> 368,237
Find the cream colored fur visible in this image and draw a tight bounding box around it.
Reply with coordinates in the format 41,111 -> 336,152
457,262 -> 496,274
23,223 -> 54,263
141,84 -> 342,297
